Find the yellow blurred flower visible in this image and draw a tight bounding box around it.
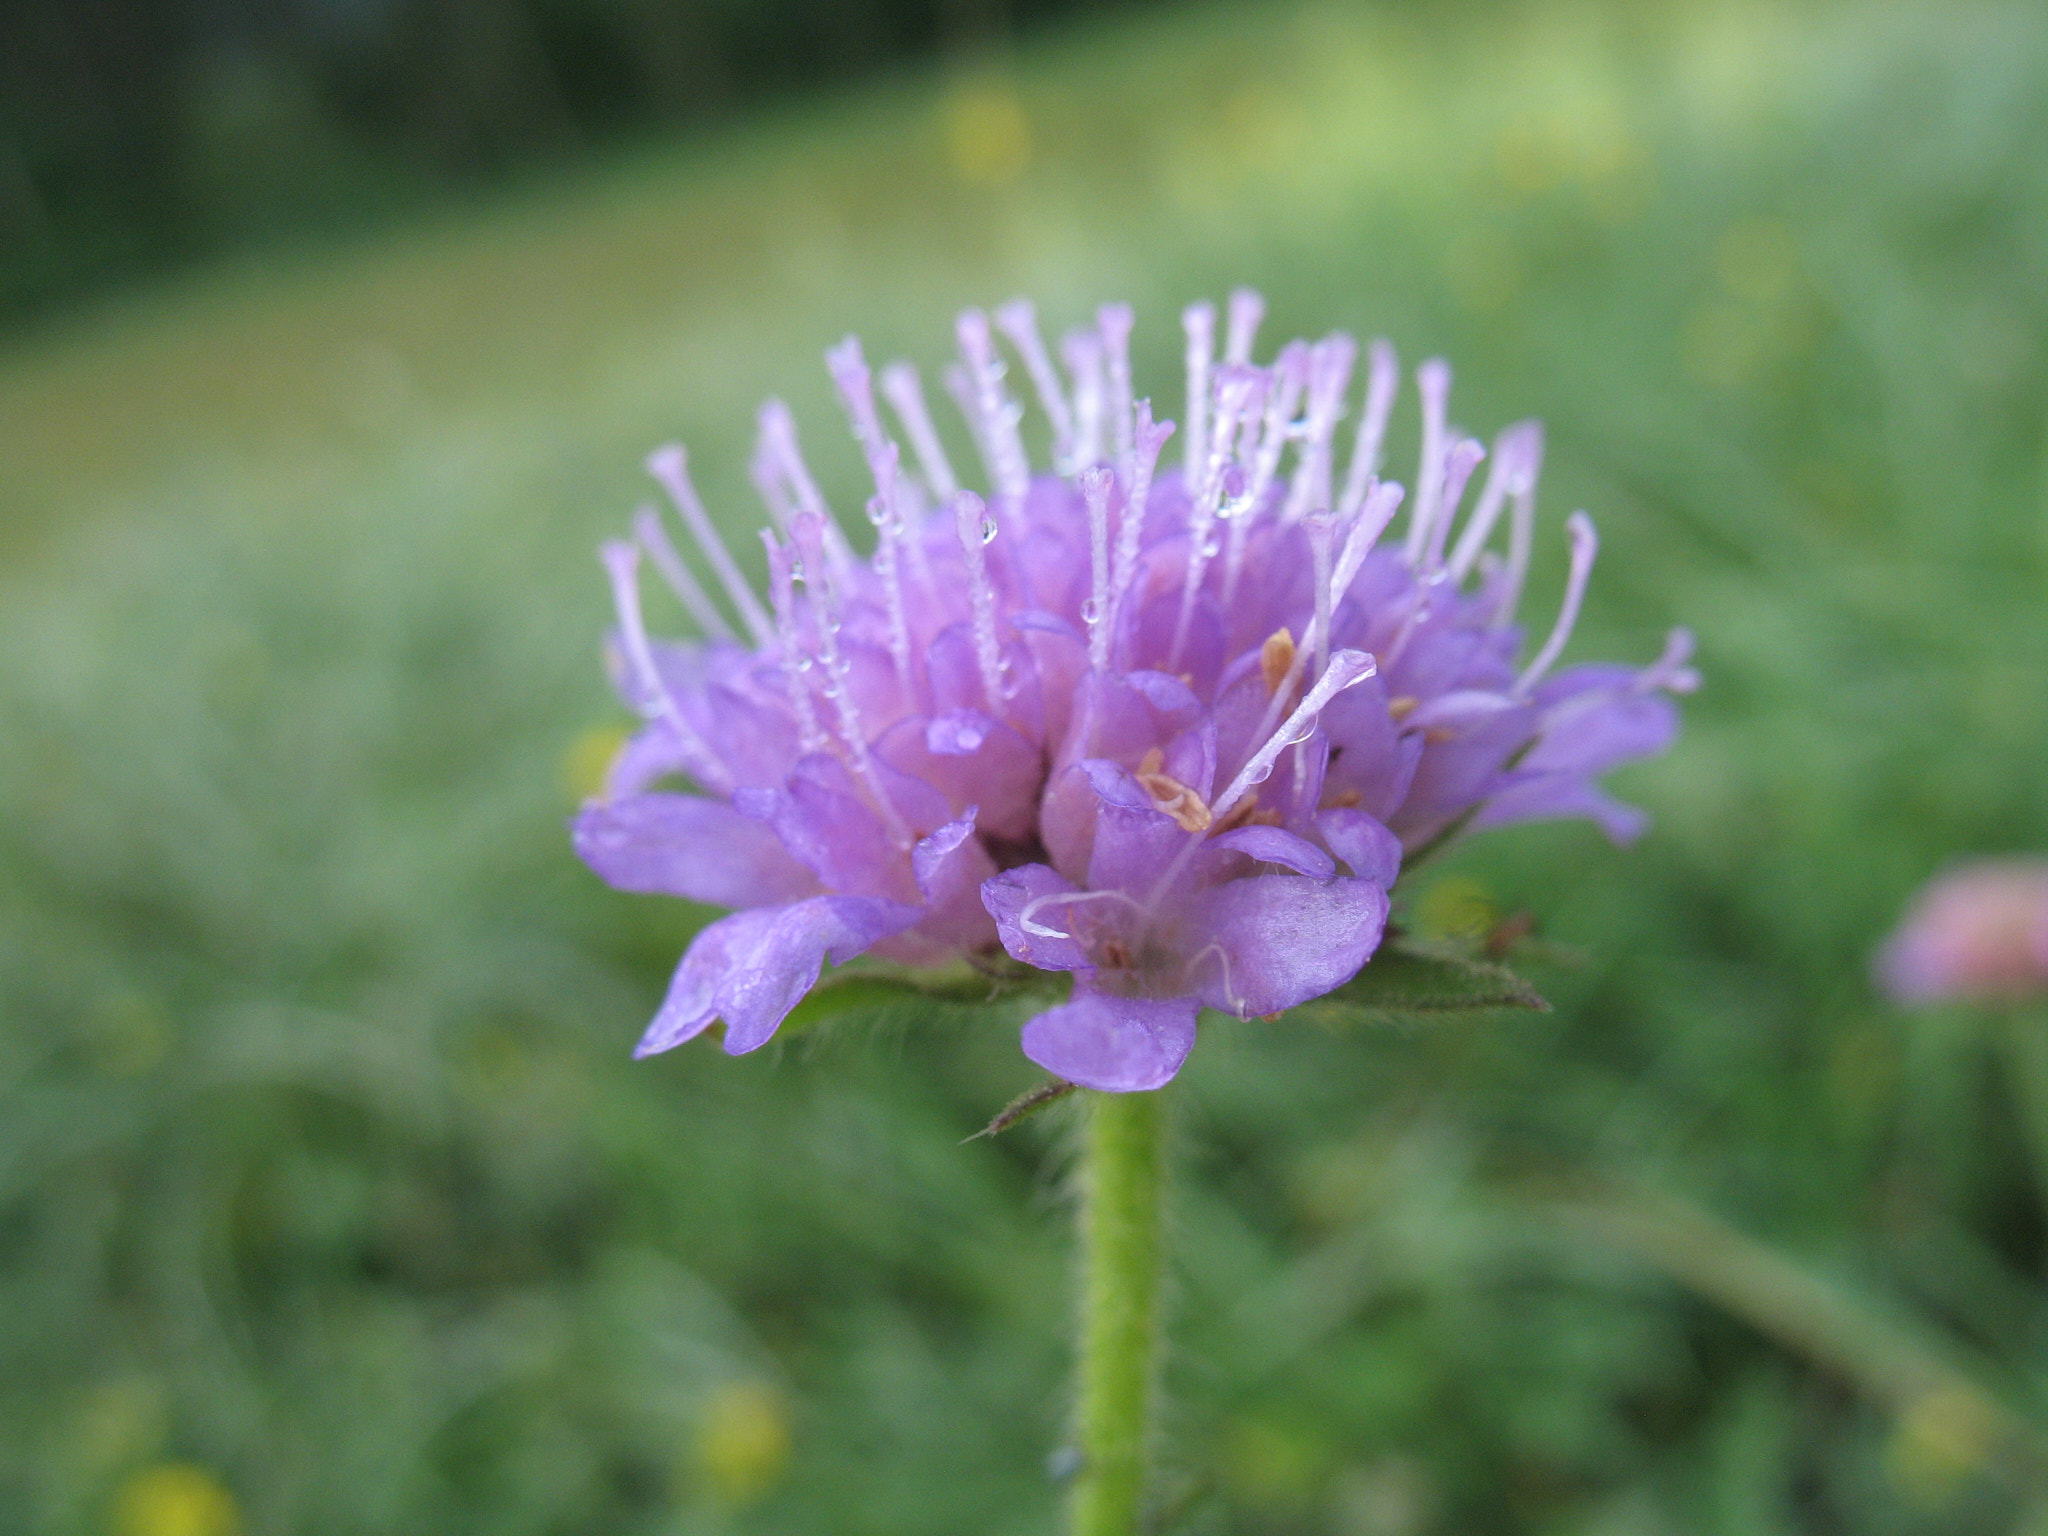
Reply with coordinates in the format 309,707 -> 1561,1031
113,1463 -> 241,1536
562,725 -> 627,803
1887,1385 -> 1998,1507
941,81 -> 1032,186
695,1379 -> 791,1505
1415,876 -> 1500,942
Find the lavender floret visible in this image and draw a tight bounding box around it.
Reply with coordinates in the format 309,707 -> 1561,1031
574,292 -> 1695,1090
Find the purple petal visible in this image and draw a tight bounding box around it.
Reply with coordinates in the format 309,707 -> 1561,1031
1406,689 -> 1517,730
1391,706 -> 1537,839
927,709 -> 993,755
1123,669 -> 1204,722
876,713 -> 1045,842
605,724 -> 695,799
1520,690 -> 1678,776
1190,874 -> 1388,1017
734,753 -> 919,901
737,896 -> 926,1054
685,683 -> 801,789
1208,825 -> 1336,879
1314,807 -> 1403,886
1020,988 -> 1199,1092
1475,774 -> 1649,844
1038,761 -> 1101,884
1013,614 -> 1088,750
574,793 -> 816,907
910,810 -> 999,949
982,863 -> 1090,971
634,907 -> 779,1057
1058,673 -> 1188,773
1318,673 -> 1421,820
1080,760 -> 1187,895
634,895 -> 923,1059
925,623 -> 984,714
1162,720 -> 1218,801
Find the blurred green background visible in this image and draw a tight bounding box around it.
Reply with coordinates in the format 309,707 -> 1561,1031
6,0 -> 2048,1530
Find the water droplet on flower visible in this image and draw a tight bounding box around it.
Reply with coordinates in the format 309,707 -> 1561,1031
981,517 -> 1000,544
1080,598 -> 1101,624
789,557 -> 806,584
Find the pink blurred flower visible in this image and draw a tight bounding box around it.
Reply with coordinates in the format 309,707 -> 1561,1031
1876,860 -> 2048,1005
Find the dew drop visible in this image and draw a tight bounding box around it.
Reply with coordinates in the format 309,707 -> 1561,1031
981,517 -> 1000,545
1080,597 -> 1102,624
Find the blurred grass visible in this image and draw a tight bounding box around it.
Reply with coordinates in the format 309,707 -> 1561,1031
5,0 -> 2048,1531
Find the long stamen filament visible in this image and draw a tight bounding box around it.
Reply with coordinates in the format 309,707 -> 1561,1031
762,531 -> 829,755
646,446 -> 776,647
1099,303 -> 1136,484
1447,422 -> 1541,584
1181,301 -> 1214,486
1331,480 -> 1407,599
1516,511 -> 1599,694
791,513 -> 913,847
1281,333 -> 1358,525
1169,368 -> 1259,669
1224,287 -> 1264,365
632,505 -> 735,642
759,399 -> 857,579
1338,339 -> 1400,522
1112,404 -> 1174,667
1421,437 -> 1487,573
1063,328 -> 1107,469
879,361 -> 960,502
1402,359 -> 1452,566
1210,649 -> 1377,824
599,540 -> 734,794
1306,513 -> 1336,680
953,490 -> 1011,711
958,309 -> 1032,517
1495,453 -> 1540,627
996,300 -> 1078,470
1083,466 -> 1115,672
1223,345 -> 1307,605
866,492 -> 918,704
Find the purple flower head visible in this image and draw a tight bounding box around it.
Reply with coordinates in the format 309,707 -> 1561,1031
1876,860 -> 2048,1006
575,291 -> 1695,1088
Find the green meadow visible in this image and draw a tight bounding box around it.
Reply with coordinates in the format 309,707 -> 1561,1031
6,0 -> 2048,1530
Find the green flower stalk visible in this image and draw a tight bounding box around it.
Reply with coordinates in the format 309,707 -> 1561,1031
1072,1088 -> 1168,1534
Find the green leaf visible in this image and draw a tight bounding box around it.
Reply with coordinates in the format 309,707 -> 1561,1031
1292,935 -> 1550,1025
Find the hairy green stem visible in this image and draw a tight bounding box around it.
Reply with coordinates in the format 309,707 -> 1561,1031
1071,1086 -> 1167,1536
